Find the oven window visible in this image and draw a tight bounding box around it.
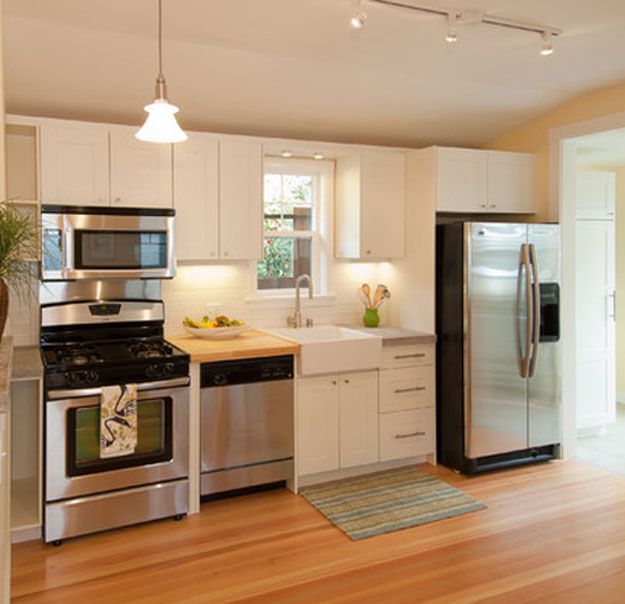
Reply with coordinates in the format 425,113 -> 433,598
74,230 -> 168,270
67,397 -> 173,476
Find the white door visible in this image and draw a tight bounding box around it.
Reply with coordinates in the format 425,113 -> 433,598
219,140 -> 263,260
297,375 -> 339,476
576,171 -> 616,220
487,151 -> 535,213
576,218 -> 616,429
339,371 -> 379,468
40,124 -> 109,205
173,136 -> 219,260
360,151 -> 405,259
436,147 -> 488,213
110,128 -> 172,208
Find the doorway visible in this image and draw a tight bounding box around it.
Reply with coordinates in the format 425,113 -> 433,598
571,130 -> 624,474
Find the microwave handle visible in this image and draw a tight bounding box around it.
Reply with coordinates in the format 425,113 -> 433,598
63,224 -> 75,272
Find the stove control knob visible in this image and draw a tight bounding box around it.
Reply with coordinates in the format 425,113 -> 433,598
213,373 -> 227,386
164,363 -> 174,376
146,365 -> 160,378
86,370 -> 99,384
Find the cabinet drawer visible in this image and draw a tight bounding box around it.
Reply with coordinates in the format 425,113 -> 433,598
379,367 -> 434,413
382,343 -> 434,369
379,409 -> 434,461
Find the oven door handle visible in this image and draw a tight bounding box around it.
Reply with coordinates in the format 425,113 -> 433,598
46,377 -> 190,400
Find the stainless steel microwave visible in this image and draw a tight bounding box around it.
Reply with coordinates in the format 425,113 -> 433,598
41,205 -> 176,281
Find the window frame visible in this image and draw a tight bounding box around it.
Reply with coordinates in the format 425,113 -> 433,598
254,157 -> 334,297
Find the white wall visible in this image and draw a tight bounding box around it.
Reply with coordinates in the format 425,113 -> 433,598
163,260 -> 401,336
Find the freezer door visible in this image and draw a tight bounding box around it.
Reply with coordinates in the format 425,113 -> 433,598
527,224 -> 562,447
467,223 -> 528,458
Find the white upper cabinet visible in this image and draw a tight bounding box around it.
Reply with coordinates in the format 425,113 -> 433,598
576,171 -> 616,220
40,123 -> 109,206
173,136 -> 219,261
110,128 -> 173,208
434,147 -> 535,214
436,147 -> 488,213
336,150 -> 406,259
487,151 -> 535,213
219,140 -> 263,260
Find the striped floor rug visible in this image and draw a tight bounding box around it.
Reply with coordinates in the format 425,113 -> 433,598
300,466 -> 487,540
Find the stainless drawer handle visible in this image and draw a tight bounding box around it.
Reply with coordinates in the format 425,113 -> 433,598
394,387 -> 426,394
394,353 -> 426,360
394,431 -> 426,439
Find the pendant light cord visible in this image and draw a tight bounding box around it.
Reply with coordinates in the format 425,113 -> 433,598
158,0 -> 163,77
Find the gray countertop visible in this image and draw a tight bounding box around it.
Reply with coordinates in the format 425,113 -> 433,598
0,337 -> 13,413
12,346 -> 43,381
344,325 -> 436,344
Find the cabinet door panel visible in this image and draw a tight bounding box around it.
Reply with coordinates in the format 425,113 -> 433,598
173,137 -> 219,260
488,151 -> 535,213
40,124 -> 109,205
576,171 -> 616,220
219,140 -> 262,260
436,148 -> 488,213
339,371 -> 379,468
110,128 -> 172,208
360,151 -> 405,259
297,376 -> 339,476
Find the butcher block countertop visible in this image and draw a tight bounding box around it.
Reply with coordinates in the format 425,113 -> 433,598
166,330 -> 300,364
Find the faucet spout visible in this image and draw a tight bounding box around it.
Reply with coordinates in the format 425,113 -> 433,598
288,274 -> 313,328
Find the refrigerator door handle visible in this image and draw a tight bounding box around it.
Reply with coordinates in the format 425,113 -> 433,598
517,244 -> 532,378
528,243 -> 541,378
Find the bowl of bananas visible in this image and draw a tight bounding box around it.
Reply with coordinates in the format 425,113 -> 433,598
183,315 -> 250,339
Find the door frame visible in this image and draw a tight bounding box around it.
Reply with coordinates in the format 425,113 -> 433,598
550,110 -> 625,459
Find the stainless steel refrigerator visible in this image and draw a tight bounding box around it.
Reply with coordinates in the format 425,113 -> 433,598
436,222 -> 561,474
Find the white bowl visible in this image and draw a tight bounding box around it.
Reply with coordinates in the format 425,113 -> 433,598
183,324 -> 251,340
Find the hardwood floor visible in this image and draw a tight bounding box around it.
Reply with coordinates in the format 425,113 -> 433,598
12,460 -> 625,603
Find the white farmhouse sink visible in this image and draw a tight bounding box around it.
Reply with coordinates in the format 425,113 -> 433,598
270,325 -> 382,376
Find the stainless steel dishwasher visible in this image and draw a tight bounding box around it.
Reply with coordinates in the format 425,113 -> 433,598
200,355 -> 294,496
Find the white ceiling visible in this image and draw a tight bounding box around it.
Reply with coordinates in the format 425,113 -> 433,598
577,128 -> 625,168
4,0 -> 625,148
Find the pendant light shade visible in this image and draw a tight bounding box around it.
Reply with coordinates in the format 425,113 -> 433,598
136,0 -> 187,143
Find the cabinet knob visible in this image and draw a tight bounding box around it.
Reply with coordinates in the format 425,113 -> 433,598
480,203 -> 487,208
223,251 -> 229,257
114,197 -> 122,203
490,203 -> 497,208
210,251 -> 215,257
332,380 -> 337,385
344,379 -> 350,384
365,250 -> 371,255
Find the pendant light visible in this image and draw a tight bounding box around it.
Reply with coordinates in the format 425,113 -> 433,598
136,0 -> 187,143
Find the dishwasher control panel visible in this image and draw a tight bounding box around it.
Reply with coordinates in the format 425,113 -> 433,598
200,355 -> 294,388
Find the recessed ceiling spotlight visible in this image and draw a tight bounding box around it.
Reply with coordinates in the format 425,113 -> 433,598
281,150 -> 293,158
313,152 -> 324,160
541,31 -> 554,56
349,0 -> 367,29
445,13 -> 458,43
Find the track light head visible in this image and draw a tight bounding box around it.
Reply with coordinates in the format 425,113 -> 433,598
445,13 -> 458,43
350,11 -> 367,29
541,31 -> 554,56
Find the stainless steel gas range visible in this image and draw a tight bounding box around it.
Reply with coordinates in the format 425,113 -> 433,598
40,280 -> 190,545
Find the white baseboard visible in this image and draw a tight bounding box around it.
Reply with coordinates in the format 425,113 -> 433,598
11,524 -> 41,544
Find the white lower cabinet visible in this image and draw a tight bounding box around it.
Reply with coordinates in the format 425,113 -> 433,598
379,409 -> 435,462
298,371 -> 378,476
297,375 -> 339,476
339,372 -> 379,468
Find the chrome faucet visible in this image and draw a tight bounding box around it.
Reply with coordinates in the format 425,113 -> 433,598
287,274 -> 314,328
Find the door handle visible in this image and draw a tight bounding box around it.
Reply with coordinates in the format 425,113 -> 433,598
528,244 -> 540,378
517,244 -> 532,378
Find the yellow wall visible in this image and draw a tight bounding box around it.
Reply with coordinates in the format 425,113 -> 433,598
487,81 -> 625,220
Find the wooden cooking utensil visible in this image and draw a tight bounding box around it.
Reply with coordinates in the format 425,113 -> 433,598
361,283 -> 372,308
372,285 -> 383,308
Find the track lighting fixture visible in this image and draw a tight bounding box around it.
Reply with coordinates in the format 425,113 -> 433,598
313,152 -> 325,160
445,13 -> 458,43
281,150 -> 294,158
350,1 -> 561,55
541,31 -> 554,56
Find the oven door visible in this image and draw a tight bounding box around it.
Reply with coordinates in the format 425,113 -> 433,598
41,209 -> 176,281
46,380 -> 189,502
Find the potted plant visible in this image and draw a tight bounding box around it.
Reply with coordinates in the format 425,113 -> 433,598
0,203 -> 38,339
